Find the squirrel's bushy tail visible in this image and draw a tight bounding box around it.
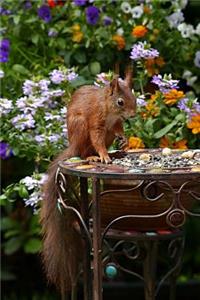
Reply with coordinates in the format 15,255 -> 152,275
40,149 -> 81,295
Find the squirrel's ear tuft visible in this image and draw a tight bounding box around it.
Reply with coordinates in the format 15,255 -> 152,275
110,75 -> 119,95
124,64 -> 133,88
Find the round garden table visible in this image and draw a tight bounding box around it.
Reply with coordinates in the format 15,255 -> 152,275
56,149 -> 200,300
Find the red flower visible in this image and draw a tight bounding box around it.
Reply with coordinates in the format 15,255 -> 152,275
47,0 -> 64,8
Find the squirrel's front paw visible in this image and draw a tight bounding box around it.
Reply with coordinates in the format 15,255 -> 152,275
86,156 -> 101,162
100,154 -> 111,164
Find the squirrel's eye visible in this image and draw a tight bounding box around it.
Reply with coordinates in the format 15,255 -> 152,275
117,98 -> 124,107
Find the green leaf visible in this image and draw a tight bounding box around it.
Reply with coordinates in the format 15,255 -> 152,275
4,237 -> 22,255
57,38 -> 66,50
1,217 -> 19,231
89,62 -> 101,75
31,34 -> 40,45
5,229 -> 21,238
0,270 -> 16,281
24,238 -> 42,254
153,120 -> 178,139
0,194 -> 7,206
12,64 -> 30,75
74,51 -> 86,64
13,15 -> 20,25
18,185 -> 29,198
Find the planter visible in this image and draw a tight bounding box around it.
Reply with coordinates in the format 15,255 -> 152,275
100,178 -> 198,231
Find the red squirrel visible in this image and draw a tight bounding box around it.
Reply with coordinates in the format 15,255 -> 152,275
40,67 -> 136,295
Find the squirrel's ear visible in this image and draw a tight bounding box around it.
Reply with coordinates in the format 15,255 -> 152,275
114,62 -> 120,77
110,76 -> 119,95
124,64 -> 133,88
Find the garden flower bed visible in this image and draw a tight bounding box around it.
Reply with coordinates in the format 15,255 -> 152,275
1,0 -> 200,298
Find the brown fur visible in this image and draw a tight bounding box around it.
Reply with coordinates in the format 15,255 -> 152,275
40,69 -> 136,295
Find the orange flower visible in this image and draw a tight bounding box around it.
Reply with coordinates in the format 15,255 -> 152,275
187,114 -> 200,134
173,140 -> 188,149
112,35 -> 125,50
160,136 -> 188,149
142,92 -> 160,118
163,89 -> 185,106
127,137 -> 145,149
145,56 -> 165,76
132,25 -> 148,38
143,5 -> 151,14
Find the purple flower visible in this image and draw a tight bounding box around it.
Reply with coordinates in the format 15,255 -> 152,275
38,5 -> 52,23
38,79 -> 50,92
66,70 -> 78,81
22,80 -> 37,95
73,0 -> 87,6
177,97 -> 200,118
136,95 -> 147,106
86,6 -> 100,25
24,1 -> 32,9
103,16 -> 113,26
151,74 -> 179,93
94,72 -> 110,87
0,7 -> 11,15
49,69 -> 65,84
0,142 -> 13,160
11,114 -> 35,130
48,29 -> 58,37
0,39 -> 10,63
130,42 -> 159,61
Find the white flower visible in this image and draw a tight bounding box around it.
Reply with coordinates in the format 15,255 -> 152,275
20,176 -> 38,190
38,174 -> 48,186
116,28 -> 124,36
166,11 -> 184,28
60,107 -> 67,116
182,70 -> 197,86
195,23 -> 200,36
172,0 -> 188,10
121,2 -> 132,14
24,191 -> 41,207
0,98 -> 13,115
177,23 -> 194,38
132,5 -> 143,19
0,69 -> 4,78
194,51 -> 200,68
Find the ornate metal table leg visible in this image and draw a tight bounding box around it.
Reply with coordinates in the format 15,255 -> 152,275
80,177 -> 92,300
143,240 -> 158,300
92,177 -> 103,300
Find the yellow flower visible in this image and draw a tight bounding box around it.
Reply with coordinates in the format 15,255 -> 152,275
71,24 -> 81,31
160,136 -> 188,149
71,24 -> 83,43
127,137 -> 145,149
72,31 -> 83,43
132,25 -> 148,38
163,89 -> 185,106
112,34 -> 125,50
187,114 -> 200,134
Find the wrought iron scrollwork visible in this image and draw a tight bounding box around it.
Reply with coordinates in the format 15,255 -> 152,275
103,238 -> 144,281
55,167 -> 92,249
